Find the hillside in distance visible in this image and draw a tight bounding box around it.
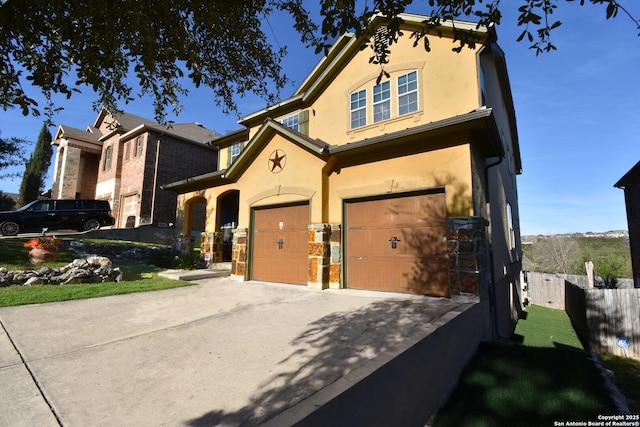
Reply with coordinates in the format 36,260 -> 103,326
521,231 -> 632,279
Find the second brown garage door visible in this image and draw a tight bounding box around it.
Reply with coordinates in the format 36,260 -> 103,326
252,203 -> 309,285
345,192 -> 450,297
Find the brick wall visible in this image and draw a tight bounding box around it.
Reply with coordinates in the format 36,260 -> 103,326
109,131 -> 217,226
151,133 -> 217,225
79,153 -> 99,199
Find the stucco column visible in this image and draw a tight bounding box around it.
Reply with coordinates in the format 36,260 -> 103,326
57,144 -> 82,199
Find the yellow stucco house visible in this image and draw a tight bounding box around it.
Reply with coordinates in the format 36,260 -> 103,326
164,14 -> 523,337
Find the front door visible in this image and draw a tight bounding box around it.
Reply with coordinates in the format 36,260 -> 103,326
252,203 -> 309,285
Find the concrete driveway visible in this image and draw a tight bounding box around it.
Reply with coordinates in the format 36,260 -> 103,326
0,278 -> 476,426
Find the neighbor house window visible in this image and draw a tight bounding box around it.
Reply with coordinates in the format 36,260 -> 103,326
398,71 -> 418,116
280,114 -> 299,132
124,141 -> 130,161
373,80 -> 391,123
104,146 -> 112,171
350,89 -> 367,129
134,136 -> 143,157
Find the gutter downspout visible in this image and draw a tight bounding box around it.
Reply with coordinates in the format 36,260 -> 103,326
484,155 -> 503,340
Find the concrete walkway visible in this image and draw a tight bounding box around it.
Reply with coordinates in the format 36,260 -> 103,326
0,278 -> 474,426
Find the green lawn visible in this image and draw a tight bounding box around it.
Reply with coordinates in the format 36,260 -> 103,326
433,305 -> 622,426
0,237 -> 192,307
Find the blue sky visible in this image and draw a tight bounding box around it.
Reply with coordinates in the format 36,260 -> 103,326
0,2 -> 638,236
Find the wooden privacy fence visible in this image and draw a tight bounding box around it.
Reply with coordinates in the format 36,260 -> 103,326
525,272 -> 635,310
565,282 -> 640,358
524,272 -> 566,309
525,272 -> 639,357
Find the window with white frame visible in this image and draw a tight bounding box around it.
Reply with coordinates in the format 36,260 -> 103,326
280,114 -> 299,132
104,146 -> 112,171
228,142 -> 242,166
373,80 -> 391,123
398,71 -> 418,116
134,136 -> 143,157
350,89 -> 367,129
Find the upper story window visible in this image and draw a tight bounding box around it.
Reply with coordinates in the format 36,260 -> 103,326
281,114 -> 299,132
373,80 -> 391,123
124,141 -> 130,161
397,71 -> 418,116
104,146 -> 112,171
350,89 -> 367,129
134,136 -> 143,157
228,142 -> 242,167
349,70 -> 420,130
278,110 -> 309,135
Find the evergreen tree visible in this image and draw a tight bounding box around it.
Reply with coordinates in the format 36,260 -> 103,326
18,123 -> 52,206
0,191 -> 16,211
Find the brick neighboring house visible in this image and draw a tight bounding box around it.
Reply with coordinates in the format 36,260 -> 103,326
615,160 -> 640,288
51,109 -> 218,229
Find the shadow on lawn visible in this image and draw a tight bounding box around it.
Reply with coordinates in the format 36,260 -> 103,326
432,342 -> 617,426
185,297 -> 460,426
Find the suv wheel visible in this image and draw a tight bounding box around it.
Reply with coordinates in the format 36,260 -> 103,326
0,221 -> 20,236
83,219 -> 101,231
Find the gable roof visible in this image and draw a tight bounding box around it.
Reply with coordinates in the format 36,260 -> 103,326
615,161 -> 640,189
88,108 -> 219,148
120,122 -> 219,146
53,125 -> 102,144
163,108 -> 503,193
239,13 -> 493,127
93,109 -> 158,132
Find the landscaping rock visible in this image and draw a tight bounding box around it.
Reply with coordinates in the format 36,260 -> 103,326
0,257 -> 122,287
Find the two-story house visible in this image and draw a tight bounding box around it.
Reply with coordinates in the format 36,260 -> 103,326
51,109 -> 218,230
164,14 -> 523,337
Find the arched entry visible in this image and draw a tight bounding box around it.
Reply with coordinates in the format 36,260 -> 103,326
217,190 -> 239,261
184,196 -> 207,248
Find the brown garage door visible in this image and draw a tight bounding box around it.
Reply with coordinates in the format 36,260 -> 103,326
252,203 -> 309,285
346,192 -> 450,297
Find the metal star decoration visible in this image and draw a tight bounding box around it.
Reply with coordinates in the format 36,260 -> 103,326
269,149 -> 286,173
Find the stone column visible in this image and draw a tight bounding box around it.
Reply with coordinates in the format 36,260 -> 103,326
307,224 -> 342,290
447,217 -> 489,295
231,228 -> 247,281
308,224 -> 330,290
329,224 -> 342,289
200,232 -> 223,268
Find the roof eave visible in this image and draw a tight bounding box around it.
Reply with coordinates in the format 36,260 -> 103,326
614,160 -> 640,188
329,108 -> 503,164
161,170 -> 229,193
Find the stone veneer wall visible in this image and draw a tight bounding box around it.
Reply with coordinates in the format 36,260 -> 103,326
200,232 -> 223,266
447,217 -> 489,295
231,228 -> 248,279
307,224 -> 341,290
307,224 -> 329,289
228,219 -> 485,296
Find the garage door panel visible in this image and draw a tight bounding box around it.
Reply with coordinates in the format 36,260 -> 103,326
346,193 -> 450,297
252,204 -> 309,285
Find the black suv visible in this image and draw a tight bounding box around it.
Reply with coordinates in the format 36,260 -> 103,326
0,199 -> 116,236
